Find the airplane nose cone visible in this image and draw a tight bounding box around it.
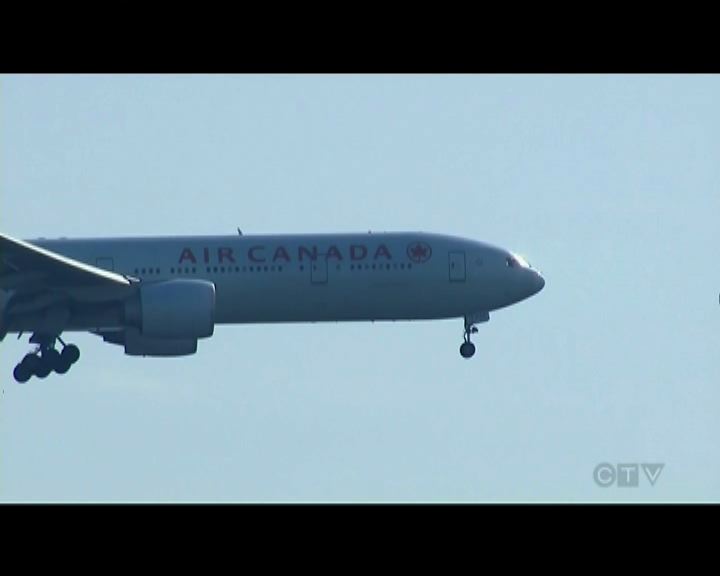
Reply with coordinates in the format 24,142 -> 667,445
532,271 -> 545,295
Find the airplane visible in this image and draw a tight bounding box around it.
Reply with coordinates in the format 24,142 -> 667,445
0,231 -> 545,383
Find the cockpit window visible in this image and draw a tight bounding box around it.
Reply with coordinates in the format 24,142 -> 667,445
507,253 -> 531,269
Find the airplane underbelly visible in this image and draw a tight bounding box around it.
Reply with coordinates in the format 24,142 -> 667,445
214,275 -> 469,324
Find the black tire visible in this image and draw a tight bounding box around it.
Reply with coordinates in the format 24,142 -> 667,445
35,356 -> 53,379
13,363 -> 32,384
22,353 -> 40,374
63,344 -> 80,365
54,358 -> 72,375
44,348 -> 61,370
460,341 -> 476,359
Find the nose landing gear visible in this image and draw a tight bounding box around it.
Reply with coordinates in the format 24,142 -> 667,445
459,312 -> 488,359
12,334 -> 80,383
460,325 -> 477,359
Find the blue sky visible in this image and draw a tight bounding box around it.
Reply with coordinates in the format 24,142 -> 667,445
1,74 -> 718,501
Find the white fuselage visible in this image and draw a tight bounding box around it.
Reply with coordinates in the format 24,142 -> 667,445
26,232 -> 544,330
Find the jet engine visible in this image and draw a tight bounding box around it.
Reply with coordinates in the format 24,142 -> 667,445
125,279 -> 215,339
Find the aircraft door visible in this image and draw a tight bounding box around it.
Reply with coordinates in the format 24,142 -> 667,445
448,251 -> 466,282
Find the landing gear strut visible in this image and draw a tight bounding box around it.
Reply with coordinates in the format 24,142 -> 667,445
13,334 -> 80,383
459,316 -> 479,359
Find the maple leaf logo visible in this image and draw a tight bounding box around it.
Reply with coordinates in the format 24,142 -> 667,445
406,241 -> 432,263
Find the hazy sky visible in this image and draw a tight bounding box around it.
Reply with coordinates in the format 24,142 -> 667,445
1,74 -> 718,502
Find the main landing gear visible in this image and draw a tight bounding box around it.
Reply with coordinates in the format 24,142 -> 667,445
13,334 -> 80,383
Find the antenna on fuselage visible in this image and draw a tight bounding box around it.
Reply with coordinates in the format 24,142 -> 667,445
237,228 -> 243,236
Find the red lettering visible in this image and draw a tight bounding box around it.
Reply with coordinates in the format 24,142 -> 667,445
179,248 -> 197,264
374,244 -> 392,260
350,245 -> 367,260
249,246 -> 266,262
218,247 -> 235,264
203,247 -> 210,264
298,245 -> 317,261
326,245 -> 342,260
273,246 -> 291,262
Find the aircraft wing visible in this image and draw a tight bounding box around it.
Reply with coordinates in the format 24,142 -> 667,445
0,232 -> 133,292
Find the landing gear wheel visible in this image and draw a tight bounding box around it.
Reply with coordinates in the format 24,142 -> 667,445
35,357 -> 53,379
14,353 -> 40,383
22,353 -> 40,375
13,363 -> 32,384
44,349 -> 61,371
460,341 -> 476,359
54,358 -> 72,375
62,344 -> 80,365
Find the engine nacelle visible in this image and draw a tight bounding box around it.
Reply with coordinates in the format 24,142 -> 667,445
101,328 -> 198,356
126,279 -> 215,339
124,329 -> 197,356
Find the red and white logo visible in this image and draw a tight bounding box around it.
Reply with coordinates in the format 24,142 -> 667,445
406,241 -> 432,263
